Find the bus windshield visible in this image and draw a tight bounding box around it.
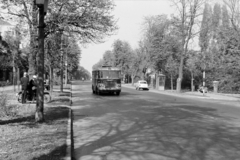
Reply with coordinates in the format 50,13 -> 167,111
101,71 -> 120,79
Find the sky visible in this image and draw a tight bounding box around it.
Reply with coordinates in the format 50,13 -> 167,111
80,0 -> 174,73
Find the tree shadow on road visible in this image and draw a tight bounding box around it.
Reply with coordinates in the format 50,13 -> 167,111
73,95 -> 240,160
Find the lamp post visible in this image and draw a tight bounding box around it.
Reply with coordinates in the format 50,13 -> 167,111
35,0 -> 49,122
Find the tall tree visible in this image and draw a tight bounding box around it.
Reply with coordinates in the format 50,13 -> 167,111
171,0 -> 205,92
199,3 -> 212,93
112,39 -> 132,78
212,3 -> 221,39
102,50 -> 114,66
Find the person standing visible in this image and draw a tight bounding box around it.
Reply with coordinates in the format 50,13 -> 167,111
20,72 -> 29,103
28,75 -> 37,101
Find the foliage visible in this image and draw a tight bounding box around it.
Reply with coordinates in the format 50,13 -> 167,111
93,39 -> 134,79
92,59 -> 104,70
112,39 -> 133,74
72,66 -> 91,80
46,0 -> 117,43
171,0 -> 205,92
1,0 -> 117,75
102,50 -> 114,66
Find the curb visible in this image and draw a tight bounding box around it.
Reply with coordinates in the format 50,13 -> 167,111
64,82 -> 73,160
122,84 -> 239,101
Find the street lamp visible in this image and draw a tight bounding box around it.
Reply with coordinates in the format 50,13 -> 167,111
35,0 -> 49,122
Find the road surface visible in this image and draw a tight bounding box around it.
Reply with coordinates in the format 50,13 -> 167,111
71,81 -> 240,160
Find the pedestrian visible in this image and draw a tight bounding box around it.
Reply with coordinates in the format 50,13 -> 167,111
20,72 -> 29,103
28,75 -> 37,101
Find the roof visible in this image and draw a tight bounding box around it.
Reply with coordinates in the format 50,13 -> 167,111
93,67 -> 121,71
0,19 -> 12,26
138,80 -> 147,82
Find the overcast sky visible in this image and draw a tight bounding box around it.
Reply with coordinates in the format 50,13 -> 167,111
80,0 -> 174,73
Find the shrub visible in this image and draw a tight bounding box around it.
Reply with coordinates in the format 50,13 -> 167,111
0,92 -> 8,116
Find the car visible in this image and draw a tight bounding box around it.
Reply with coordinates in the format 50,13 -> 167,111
135,80 -> 149,90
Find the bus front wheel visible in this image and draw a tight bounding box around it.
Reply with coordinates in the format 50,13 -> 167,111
92,86 -> 95,94
96,88 -> 101,95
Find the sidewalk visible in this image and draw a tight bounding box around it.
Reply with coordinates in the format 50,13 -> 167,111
122,83 -> 240,101
0,85 -> 19,92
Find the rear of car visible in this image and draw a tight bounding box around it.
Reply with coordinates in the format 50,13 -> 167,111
136,80 -> 149,90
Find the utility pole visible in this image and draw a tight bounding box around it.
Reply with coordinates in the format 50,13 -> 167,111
60,30 -> 64,92
202,51 -> 206,96
65,53 -> 68,86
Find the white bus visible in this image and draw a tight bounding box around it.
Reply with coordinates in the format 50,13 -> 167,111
92,66 -> 121,95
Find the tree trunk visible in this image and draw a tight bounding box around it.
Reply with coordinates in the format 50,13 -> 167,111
176,55 -> 184,92
28,2 -> 38,76
171,74 -> 173,91
156,73 -> 159,90
49,65 -> 53,94
131,75 -> 134,86
13,61 -> 16,92
191,71 -> 194,92
17,67 -> 20,91
35,5 -> 45,123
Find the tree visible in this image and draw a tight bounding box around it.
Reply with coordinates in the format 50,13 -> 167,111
1,0 -> 117,74
92,59 -> 104,70
224,0 -> 240,39
46,0 -> 117,42
128,48 -> 145,84
165,56 -> 179,90
212,3 -> 221,39
186,51 -> 201,91
1,0 -> 117,122
72,66 -> 91,80
102,50 -> 114,66
143,15 -> 172,72
171,0 -> 205,92
199,3 -> 212,93
112,39 -> 133,79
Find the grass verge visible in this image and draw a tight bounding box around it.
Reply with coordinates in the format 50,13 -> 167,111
0,90 -> 70,160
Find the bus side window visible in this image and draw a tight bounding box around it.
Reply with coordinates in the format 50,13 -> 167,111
100,71 -> 103,78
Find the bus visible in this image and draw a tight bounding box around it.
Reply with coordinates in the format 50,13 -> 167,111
92,66 -> 121,95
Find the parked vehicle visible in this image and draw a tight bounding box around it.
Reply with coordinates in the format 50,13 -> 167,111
16,88 -> 51,103
135,80 -> 149,90
198,86 -> 208,93
44,79 -> 50,90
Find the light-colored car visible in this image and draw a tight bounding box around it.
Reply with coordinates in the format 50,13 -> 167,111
135,80 -> 149,90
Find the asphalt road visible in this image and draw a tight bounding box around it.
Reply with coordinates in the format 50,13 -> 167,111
72,81 -> 240,160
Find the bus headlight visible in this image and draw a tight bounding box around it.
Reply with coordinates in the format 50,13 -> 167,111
98,83 -> 105,88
